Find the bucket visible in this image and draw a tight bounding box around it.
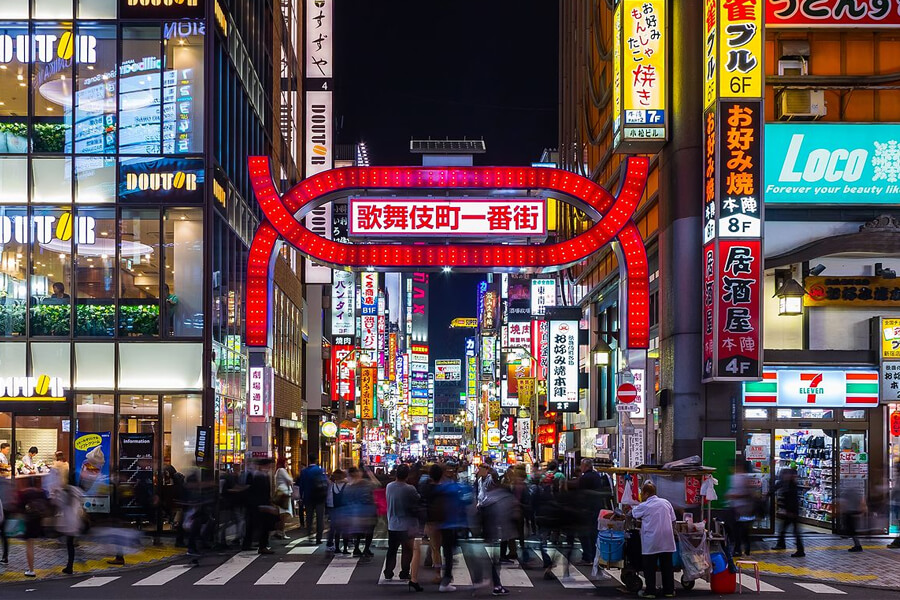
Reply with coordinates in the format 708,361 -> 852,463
710,552 -> 727,574
597,529 -> 626,563
710,569 -> 737,594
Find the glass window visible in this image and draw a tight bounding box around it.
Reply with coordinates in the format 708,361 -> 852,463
119,208 -> 159,336
74,156 -> 115,203
118,342 -> 202,389
32,158 -> 72,203
76,393 -> 114,435
0,22 -> 29,146
0,157 -> 27,203
163,393 -> 200,473
0,2 -> 28,18
776,408 -> 834,419
74,342 -> 113,388
843,410 -> 866,420
0,412 -> 10,479
75,24 -> 116,155
163,21 -> 204,154
30,206 -> 72,336
77,0 -> 116,19
32,23 -> 73,152
0,342 -> 25,378
744,409 -> 768,419
120,26 -> 161,155
0,206 -> 27,336
164,207 -> 202,337
14,415 -> 70,478
31,341 -> 70,386
75,207 -> 114,336
33,0 -> 74,19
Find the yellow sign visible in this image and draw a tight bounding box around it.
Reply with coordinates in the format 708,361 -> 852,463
883,318 -> 900,359
703,0 -> 717,110
613,0 -> 623,145
518,377 -> 536,407
615,0 -> 666,151
804,277 -> 900,308
717,0 -> 763,99
360,366 -> 376,420
321,421 -> 338,438
450,318 -> 478,329
75,433 -> 102,451
409,406 -> 429,416
489,400 -> 501,421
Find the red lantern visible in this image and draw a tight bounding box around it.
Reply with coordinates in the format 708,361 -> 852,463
891,411 -> 900,437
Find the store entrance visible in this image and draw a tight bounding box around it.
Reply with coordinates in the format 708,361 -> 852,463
774,428 -> 868,530
0,410 -> 71,492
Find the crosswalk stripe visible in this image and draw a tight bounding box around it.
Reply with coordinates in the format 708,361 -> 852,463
255,561 -> 303,585
378,555 -> 408,585
451,550 -> 473,586
194,553 -> 258,586
72,576 -> 120,588
288,545 -> 319,554
317,555 -> 359,584
795,582 -> 847,595
740,577 -> 784,593
133,564 -> 193,586
532,549 -> 594,589
485,547 -> 532,587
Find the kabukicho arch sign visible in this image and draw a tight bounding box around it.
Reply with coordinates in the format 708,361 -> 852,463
245,156 -> 651,349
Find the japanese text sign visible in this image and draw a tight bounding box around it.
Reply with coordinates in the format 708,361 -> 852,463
434,359 -> 462,381
360,366 -> 377,420
331,270 -> 355,336
614,0 -> 667,152
500,415 -> 517,445
248,367 -> 272,417
704,0 -> 718,110
331,345 -> 356,404
703,239 -> 763,381
883,363 -> 900,403
767,0 -> 900,27
508,321 -> 531,349
548,318 -> 579,412
744,368 -> 879,407
718,0 -> 763,99
805,277 -> 900,308
361,272 -> 378,316
883,318 -> 900,359
531,279 -> 557,317
717,101 -> 761,238
305,0 -> 332,79
349,198 -> 546,237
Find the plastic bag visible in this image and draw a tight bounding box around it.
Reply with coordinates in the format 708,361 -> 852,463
620,478 -> 640,507
677,531 -> 710,582
701,475 -> 719,501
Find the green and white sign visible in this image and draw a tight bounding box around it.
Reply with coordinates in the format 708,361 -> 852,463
765,123 -> 900,204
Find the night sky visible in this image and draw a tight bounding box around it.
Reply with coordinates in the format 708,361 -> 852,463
334,0 -> 559,166
334,2 -> 559,359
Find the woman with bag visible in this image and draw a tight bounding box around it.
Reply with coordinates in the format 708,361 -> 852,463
273,457 -> 294,540
54,485 -> 85,575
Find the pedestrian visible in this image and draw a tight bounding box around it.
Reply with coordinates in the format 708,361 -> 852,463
346,466 -> 378,557
299,454 -> 328,545
326,469 -> 349,553
162,465 -> 186,547
384,464 -> 420,585
476,475 -> 517,596
575,458 -> 606,566
240,461 -> 258,551
249,458 -> 277,554
839,482 -> 865,553
773,466 -> 805,557
534,460 -> 567,579
54,484 -> 85,574
273,457 -> 294,539
727,460 -> 756,556
48,451 -> 69,495
420,463 -> 444,579
630,480 -> 676,599
434,464 -> 472,593
19,478 -> 52,577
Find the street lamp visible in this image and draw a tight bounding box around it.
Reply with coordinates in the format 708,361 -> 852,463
774,277 -> 806,316
593,338 -> 613,366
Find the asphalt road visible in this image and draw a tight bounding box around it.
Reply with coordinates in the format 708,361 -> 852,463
3,536 -> 898,600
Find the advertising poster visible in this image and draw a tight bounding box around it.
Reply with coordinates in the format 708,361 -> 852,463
360,366 -> 377,419
119,433 -> 154,515
75,431 -> 111,513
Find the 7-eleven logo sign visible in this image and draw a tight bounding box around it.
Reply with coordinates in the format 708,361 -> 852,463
743,369 -> 879,407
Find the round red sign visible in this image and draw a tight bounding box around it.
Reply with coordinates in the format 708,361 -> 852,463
616,382 -> 639,404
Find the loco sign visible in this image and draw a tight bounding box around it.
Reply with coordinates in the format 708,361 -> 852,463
246,158 -> 650,349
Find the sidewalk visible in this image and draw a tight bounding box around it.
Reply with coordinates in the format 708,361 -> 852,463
0,535 -> 185,584
750,535 -> 900,589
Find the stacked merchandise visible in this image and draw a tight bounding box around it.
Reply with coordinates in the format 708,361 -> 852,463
776,430 -> 833,525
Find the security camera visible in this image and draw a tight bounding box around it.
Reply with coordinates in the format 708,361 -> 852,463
808,264 -> 826,277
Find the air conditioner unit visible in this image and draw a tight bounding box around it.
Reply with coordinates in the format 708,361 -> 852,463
776,89 -> 826,121
778,58 -> 808,77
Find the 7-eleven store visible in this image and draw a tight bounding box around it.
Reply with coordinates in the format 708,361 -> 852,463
741,367 -> 883,532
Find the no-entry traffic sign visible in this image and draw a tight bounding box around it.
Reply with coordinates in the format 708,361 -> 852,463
616,382 -> 638,404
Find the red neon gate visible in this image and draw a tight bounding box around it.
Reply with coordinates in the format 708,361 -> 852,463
246,157 -> 650,348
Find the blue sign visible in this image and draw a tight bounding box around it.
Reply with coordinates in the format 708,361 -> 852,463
74,431 -> 111,513
765,124 -> 900,204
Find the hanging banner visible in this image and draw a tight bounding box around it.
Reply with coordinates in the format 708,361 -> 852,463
331,270 -> 355,336
331,344 -> 356,404
516,417 -> 532,449
767,0 -> 900,27
518,377 -> 536,408
548,318 -> 579,412
360,366 -> 377,420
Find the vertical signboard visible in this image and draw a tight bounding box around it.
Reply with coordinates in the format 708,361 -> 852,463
388,333 -> 397,382
331,270 -> 355,336
531,319 -> 550,381
531,279 -> 556,317
360,365 -> 377,420
701,0 -> 763,382
548,318 -> 579,412
361,273 -> 378,351
331,344 -> 355,404
613,0 -> 667,153
410,273 -> 429,342
304,0 -> 334,283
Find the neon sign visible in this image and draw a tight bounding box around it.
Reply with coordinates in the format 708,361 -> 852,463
246,159 -> 651,349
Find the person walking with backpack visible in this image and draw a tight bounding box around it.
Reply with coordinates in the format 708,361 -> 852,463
19,479 -> 51,577
54,484 -> 85,574
534,461 -> 566,579
299,454 -> 328,545
383,465 -> 420,584
326,469 -> 349,553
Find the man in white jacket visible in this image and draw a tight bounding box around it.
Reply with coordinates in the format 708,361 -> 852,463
630,481 -> 676,599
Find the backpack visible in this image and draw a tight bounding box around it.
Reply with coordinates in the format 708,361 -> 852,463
310,470 -> 329,504
332,482 -> 347,508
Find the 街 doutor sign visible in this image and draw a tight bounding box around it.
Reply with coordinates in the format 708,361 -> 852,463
245,157 -> 652,350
